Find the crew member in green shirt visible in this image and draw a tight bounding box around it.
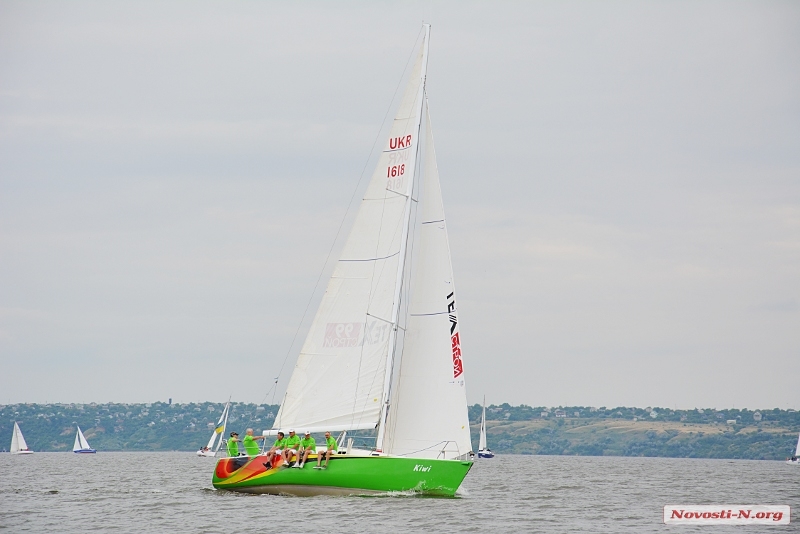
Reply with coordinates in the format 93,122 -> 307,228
264,431 -> 286,469
242,428 -> 265,456
226,431 -> 241,457
282,429 -> 301,467
315,431 -> 338,469
296,430 -> 316,468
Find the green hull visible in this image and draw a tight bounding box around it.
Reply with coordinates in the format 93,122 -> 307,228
212,453 -> 472,497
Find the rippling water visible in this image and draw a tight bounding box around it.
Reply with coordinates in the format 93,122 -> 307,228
1,453 -> 797,532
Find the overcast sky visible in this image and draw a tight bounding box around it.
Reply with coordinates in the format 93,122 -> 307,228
1,1 -> 798,409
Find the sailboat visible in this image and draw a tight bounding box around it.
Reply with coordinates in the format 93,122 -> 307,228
477,397 -> 494,458
10,421 -> 34,455
73,426 -> 96,454
212,25 -> 474,496
198,401 -> 230,457
787,431 -> 800,465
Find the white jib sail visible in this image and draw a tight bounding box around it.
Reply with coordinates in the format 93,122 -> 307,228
795,432 -> 800,457
11,421 -> 29,452
479,401 -> 487,451
274,31 -> 429,433
382,104 -> 472,460
74,426 -> 91,451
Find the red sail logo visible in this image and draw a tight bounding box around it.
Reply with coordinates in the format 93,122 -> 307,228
447,292 -> 463,378
451,332 -> 463,378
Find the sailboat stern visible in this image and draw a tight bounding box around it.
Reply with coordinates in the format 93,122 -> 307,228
212,454 -> 472,497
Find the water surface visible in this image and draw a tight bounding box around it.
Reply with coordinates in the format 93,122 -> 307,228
1,453 -> 797,532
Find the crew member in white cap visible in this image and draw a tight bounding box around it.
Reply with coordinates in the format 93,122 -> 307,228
282,429 -> 301,467
295,430 -> 316,468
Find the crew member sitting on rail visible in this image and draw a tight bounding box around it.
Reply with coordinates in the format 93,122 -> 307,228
242,428 -> 265,456
263,431 -> 286,469
315,431 -> 337,470
296,430 -> 316,468
282,429 -> 301,467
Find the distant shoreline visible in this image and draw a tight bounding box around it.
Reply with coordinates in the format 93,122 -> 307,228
3,402 -> 797,460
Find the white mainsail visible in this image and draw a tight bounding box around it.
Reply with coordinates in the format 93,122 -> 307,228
795,432 -> 800,457
273,29 -> 429,434
479,400 -> 488,451
11,421 -> 31,454
73,426 -> 92,451
382,104 -> 472,459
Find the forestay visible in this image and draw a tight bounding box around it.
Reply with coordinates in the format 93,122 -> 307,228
383,106 -> 472,460
273,33 -> 429,432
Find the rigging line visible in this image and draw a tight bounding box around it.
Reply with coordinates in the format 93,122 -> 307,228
270,27 -> 424,392
384,107 -> 425,445
362,78 -> 426,321
358,103 -> 425,437
344,29 -> 423,431
359,80 -> 426,325
396,440 -> 450,457
352,173 -> 415,432
351,144 -> 394,429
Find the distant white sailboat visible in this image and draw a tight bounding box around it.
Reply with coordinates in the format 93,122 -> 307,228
10,421 -> 34,455
787,431 -> 800,465
198,401 -> 230,457
477,397 -> 494,458
73,426 -> 96,454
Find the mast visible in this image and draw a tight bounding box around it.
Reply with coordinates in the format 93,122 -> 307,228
375,24 -> 430,451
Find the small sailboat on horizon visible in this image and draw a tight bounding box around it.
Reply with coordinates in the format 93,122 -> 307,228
73,426 -> 96,453
10,421 -> 34,455
477,397 -> 494,458
198,401 -> 230,457
787,431 -> 800,465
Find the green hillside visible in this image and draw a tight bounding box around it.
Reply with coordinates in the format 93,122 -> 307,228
2,402 -> 798,459
468,404 -> 800,460
1,402 -> 280,452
